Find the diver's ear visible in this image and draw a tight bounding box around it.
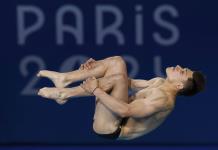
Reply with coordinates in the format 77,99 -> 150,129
176,82 -> 184,90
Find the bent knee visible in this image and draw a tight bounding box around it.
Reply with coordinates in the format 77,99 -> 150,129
111,56 -> 125,64
106,56 -> 125,66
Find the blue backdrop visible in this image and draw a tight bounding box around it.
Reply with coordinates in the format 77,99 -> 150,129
0,0 -> 217,145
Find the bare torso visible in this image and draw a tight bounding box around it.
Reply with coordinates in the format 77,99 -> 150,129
118,78 -> 175,140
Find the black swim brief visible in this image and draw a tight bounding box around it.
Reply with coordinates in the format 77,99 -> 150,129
94,117 -> 129,139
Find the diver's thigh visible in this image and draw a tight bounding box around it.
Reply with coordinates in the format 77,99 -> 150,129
93,100 -> 121,134
93,75 -> 129,134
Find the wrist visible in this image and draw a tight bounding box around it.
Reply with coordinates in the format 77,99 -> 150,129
93,87 -> 101,95
92,86 -> 98,94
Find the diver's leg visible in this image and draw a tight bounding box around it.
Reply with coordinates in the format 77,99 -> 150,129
92,74 -> 129,134
92,56 -> 129,134
37,56 -> 127,88
38,56 -> 129,135
38,74 -> 128,105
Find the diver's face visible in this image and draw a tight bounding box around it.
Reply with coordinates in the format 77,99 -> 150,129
166,65 -> 193,82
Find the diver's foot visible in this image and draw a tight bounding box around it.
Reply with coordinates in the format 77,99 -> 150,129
37,70 -> 71,88
38,87 -> 69,105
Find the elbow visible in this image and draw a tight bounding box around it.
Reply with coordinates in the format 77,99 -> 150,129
119,107 -> 130,118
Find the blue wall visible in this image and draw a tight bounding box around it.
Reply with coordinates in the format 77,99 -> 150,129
0,0 -> 217,145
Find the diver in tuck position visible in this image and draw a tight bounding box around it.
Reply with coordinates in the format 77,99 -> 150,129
37,56 -> 206,140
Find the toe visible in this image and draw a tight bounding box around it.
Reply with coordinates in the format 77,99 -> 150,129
56,99 -> 67,105
38,88 -> 44,96
38,87 -> 48,96
37,71 -> 42,77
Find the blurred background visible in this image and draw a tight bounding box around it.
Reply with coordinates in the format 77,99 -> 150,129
0,0 -> 218,149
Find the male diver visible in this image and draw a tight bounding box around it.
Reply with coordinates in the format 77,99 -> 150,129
37,56 -> 206,140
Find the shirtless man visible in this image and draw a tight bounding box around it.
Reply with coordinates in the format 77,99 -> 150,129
37,56 -> 206,140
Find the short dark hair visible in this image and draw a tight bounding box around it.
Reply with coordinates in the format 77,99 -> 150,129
178,71 -> 206,96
